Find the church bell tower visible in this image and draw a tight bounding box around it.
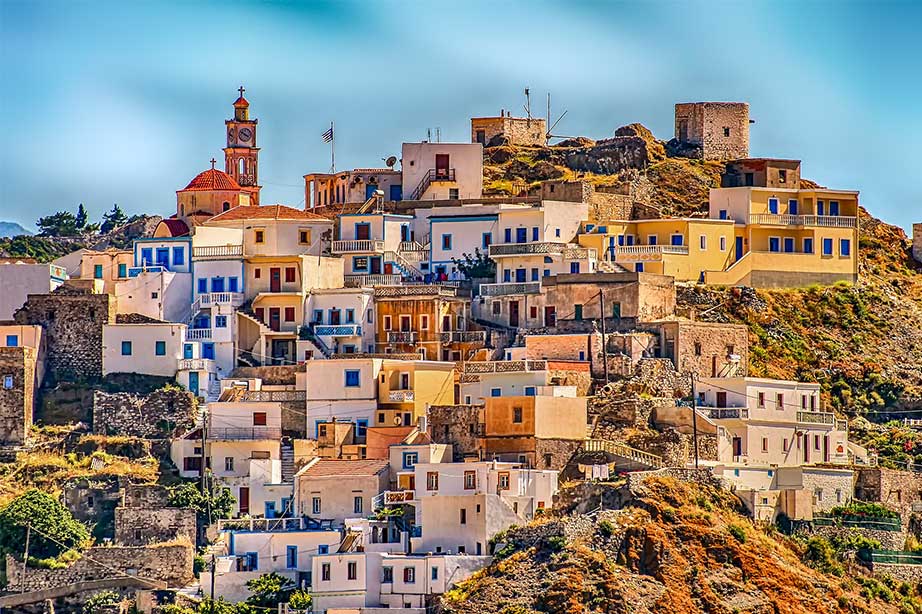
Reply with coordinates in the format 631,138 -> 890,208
224,86 -> 261,205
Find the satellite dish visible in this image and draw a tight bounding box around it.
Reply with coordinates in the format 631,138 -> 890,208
385,156 -> 398,168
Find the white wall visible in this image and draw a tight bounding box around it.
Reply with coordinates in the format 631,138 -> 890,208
102,323 -> 185,376
0,262 -> 65,320
115,271 -> 192,323
401,142 -> 483,200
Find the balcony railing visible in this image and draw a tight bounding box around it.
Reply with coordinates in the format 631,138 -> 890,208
178,358 -> 216,371
699,407 -> 750,420
479,281 -> 541,296
186,328 -> 213,340
464,360 -> 546,374
387,331 -> 418,344
489,242 -> 566,257
240,390 -> 306,402
217,516 -> 333,532
207,426 -> 282,440
439,331 -> 486,343
199,292 -> 245,307
193,245 -> 244,259
375,285 -> 458,298
797,411 -> 836,425
388,390 -> 415,402
612,245 -> 689,262
344,274 -> 403,287
749,214 -> 858,229
332,239 -> 385,254
313,324 -> 362,337
563,247 -> 597,260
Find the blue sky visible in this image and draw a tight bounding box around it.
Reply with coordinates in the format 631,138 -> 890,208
1,0 -> 920,231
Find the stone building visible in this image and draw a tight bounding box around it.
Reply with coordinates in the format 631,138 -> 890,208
0,337 -> 41,444
62,477 -> 124,538
721,158 -> 801,189
14,285 -> 116,383
674,102 -> 750,161
913,224 -> 922,264
427,404 -> 484,461
92,388 -> 197,438
471,114 -> 547,147
651,320 -> 749,377
855,467 -> 922,525
114,484 -> 197,546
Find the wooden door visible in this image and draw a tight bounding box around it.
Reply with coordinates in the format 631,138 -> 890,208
435,154 -> 450,179
270,268 -> 281,292
544,306 -> 556,327
509,301 -> 520,327
269,308 -> 281,332
716,392 -> 727,407
239,487 -> 250,514
371,258 -> 382,274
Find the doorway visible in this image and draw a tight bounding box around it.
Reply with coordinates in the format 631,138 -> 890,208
435,154 -> 450,179
269,308 -> 281,331
239,487 -> 250,515
509,301 -> 520,327
270,268 -> 281,292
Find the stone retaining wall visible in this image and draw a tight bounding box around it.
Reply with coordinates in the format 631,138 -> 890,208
92,389 -> 195,438
794,524 -> 906,551
869,561 -> 922,583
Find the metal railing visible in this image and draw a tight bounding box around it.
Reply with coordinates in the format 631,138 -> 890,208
217,517 -> 332,532
797,411 -> 835,425
479,281 -> 541,296
388,390 -> 415,402
749,214 -> 858,228
489,242 -> 567,257
192,245 -> 244,259
699,407 -> 750,420
409,168 -> 456,200
439,331 -> 486,343
332,239 -> 385,253
344,274 -> 403,287
314,324 -> 362,337
208,426 -> 282,440
387,331 -> 418,343
463,360 -> 546,373
241,390 -> 306,402
178,358 -> 215,371
612,245 -> 689,262
375,285 -> 458,297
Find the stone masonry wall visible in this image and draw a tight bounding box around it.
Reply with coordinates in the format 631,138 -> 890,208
122,483 -> 171,508
14,289 -> 115,382
913,224 -> 922,264
5,543 -> 194,592
92,389 -> 196,438
0,345 -> 35,444
535,438 -> 584,471
115,507 -> 197,546
674,102 -> 749,161
281,400 -> 306,438
427,404 -> 483,461
659,320 -> 750,378
794,524 -> 906,551
855,467 -> 922,525
472,117 -> 546,147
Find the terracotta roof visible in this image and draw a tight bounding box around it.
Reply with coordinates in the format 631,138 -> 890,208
233,96 -> 249,108
296,459 -> 389,479
159,218 -> 190,237
204,204 -> 332,223
181,168 -> 241,192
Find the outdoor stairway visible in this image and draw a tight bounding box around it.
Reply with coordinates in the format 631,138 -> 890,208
280,440 -> 295,483
581,438 -> 665,472
597,259 -> 630,274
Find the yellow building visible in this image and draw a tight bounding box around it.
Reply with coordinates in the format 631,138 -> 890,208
77,248 -> 134,294
375,359 -> 456,429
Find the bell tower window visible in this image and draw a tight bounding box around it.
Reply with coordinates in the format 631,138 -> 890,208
223,202 -> 230,212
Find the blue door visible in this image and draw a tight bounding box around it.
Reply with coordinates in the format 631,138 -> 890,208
281,497 -> 291,516
769,237 -> 780,252
829,201 -> 839,216
608,237 -> 616,260
265,501 -> 277,519
188,371 -> 199,396
156,248 -> 170,269
211,277 -> 225,293
365,184 -> 376,199
389,184 -> 403,201
515,228 -> 527,243
515,269 -> 527,283
735,237 -> 744,262
183,344 -> 193,359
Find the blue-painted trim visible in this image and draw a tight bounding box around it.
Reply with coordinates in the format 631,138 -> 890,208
429,215 -> 498,222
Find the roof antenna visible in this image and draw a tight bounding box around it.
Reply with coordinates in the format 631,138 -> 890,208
523,87 -> 531,121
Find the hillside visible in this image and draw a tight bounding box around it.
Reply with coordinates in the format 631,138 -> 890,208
440,474 -> 911,614
0,221 -> 32,238
0,214 -> 161,262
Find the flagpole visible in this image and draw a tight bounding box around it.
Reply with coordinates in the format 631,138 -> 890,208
330,120 -> 335,173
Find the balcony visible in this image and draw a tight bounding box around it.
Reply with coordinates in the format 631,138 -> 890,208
797,411 -> 836,425
344,274 -> 403,287
489,242 -> 567,257
479,281 -> 541,296
374,285 -> 459,298
699,407 -> 750,420
207,426 -> 282,440
217,516 -> 334,532
240,390 -> 306,402
199,292 -> 245,307
612,245 -> 689,263
749,214 -> 858,229
388,390 -> 416,402
192,245 -> 244,259
313,324 -> 362,337
439,331 -> 486,343
332,239 -> 385,254
186,328 -> 213,341
387,331 -> 418,344
463,360 -> 546,374
178,358 -> 216,372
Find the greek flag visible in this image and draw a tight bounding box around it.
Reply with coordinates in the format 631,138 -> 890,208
321,125 -> 334,143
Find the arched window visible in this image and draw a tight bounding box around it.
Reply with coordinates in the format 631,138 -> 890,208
223,202 -> 230,212
180,204 -> 184,216
238,158 -> 246,175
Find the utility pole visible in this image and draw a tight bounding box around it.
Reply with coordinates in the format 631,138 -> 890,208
210,553 -> 216,612
21,524 -> 30,593
598,291 -> 609,383
690,371 -> 700,469
200,407 -> 207,496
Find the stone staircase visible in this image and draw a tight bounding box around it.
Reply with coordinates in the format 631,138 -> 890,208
597,259 -> 630,273
581,438 -> 664,472
281,440 -> 296,483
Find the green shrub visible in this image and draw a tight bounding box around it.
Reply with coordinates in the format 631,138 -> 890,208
82,590 -> 121,614
545,535 -> 566,552
597,520 -> 615,538
0,489 -> 90,559
728,524 -> 746,543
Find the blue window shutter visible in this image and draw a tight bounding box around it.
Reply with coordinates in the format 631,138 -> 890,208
172,246 -> 185,266
118,263 -> 127,278
197,279 -> 207,293
155,341 -> 166,356
121,341 -> 132,355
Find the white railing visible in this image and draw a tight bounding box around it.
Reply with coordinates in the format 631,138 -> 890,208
178,358 -> 215,371
186,328 -> 213,340
200,292 -> 245,307
332,239 -> 385,253
699,407 -> 750,420
193,245 -> 244,259
388,390 -> 415,402
612,245 -> 689,262
797,411 -> 836,425
749,214 -> 857,228
583,439 -> 664,469
489,242 -> 566,257
479,282 -> 541,296
314,324 -> 362,337
344,274 -> 403,287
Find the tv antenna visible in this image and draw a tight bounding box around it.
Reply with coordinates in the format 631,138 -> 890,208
545,92 -> 574,143
523,87 -> 532,120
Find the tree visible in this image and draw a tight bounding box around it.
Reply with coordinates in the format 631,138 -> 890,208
0,489 -> 90,559
452,248 -> 496,279
82,590 -> 121,614
100,204 -> 128,233
75,203 -> 88,229
36,211 -> 80,237
245,572 -> 296,608
289,590 -> 313,610
168,478 -> 235,526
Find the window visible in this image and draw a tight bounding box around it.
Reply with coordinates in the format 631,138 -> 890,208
492,302 -> 501,315
299,229 -> 311,245
840,239 -> 851,256
532,227 -> 539,241
196,277 -> 209,293
699,235 -> 707,250
569,262 -> 580,274
449,188 -> 459,199
5,335 -> 18,347
254,268 -> 261,279
354,496 -> 363,514
460,508 -> 467,525
155,341 -> 166,356
815,489 -> 823,502
215,315 -> 227,328
3,375 -> 12,389
441,234 -> 452,250
286,545 -> 297,569
757,392 -> 765,408
464,470 -> 476,490
783,237 -> 794,253
345,370 -> 360,387
670,234 -> 683,246
814,435 -> 821,450
723,127 -> 730,137
402,452 -> 418,469
346,561 -> 357,580
822,238 -> 833,256
788,199 -> 798,214
318,544 -> 329,555
255,230 -> 265,243
783,439 -> 789,452
694,342 -> 702,356
779,169 -> 788,184
574,304 -> 583,320
426,471 -> 439,491
202,343 -> 215,359
141,248 -> 153,265
482,233 -> 492,249
117,263 -> 127,278
761,437 -> 768,452
312,497 -> 321,515
420,314 -> 429,330
432,566 -> 439,581
225,457 -> 234,472
490,387 -> 501,397
121,341 -> 132,356
253,412 -> 267,426
94,264 -> 103,279
284,307 -> 295,322
345,308 -> 355,323
382,566 -> 393,583
321,563 -> 330,581
172,246 -> 185,266
774,393 -> 783,409
720,236 -> 726,251
804,238 -> 814,254
285,267 -> 296,283
513,406 -> 523,423
498,472 -> 510,490
718,209 -> 728,220
524,386 -> 536,396
404,567 -> 416,583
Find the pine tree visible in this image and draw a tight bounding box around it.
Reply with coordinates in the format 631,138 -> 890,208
100,204 -> 128,233
75,203 -> 88,229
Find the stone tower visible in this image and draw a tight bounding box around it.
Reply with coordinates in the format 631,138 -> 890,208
913,223 -> 922,264
223,86 -> 261,205
674,102 -> 750,161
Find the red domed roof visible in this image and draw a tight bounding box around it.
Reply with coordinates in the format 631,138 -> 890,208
182,168 -> 241,192
233,96 -> 249,108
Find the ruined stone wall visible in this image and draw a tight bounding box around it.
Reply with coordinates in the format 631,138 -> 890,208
62,477 -> 123,537
794,524 -> 906,550
229,365 -> 302,385
855,467 -> 922,524
427,404 -> 483,461
657,320 -> 749,378
546,365 -> 592,397
472,117 -> 546,147
122,483 -> 170,508
674,102 -> 749,161
92,389 -> 196,438
5,544 -> 194,592
540,180 -> 592,203
588,192 -> 633,223
115,507 -> 197,546
0,346 -> 35,444
281,400 -> 306,438
913,224 -> 922,264
14,290 -> 115,382
534,438 -> 584,471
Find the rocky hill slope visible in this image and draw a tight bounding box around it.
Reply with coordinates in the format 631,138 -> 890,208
439,474 -> 914,614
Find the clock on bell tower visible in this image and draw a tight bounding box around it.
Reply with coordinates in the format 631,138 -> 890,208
223,86 -> 261,205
